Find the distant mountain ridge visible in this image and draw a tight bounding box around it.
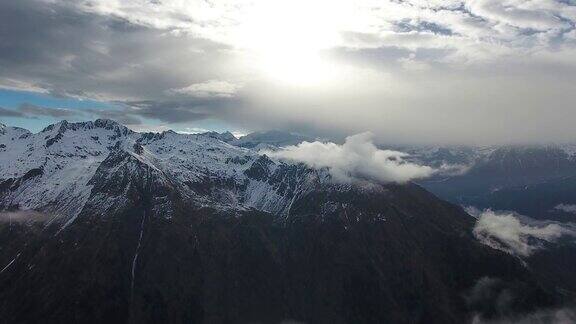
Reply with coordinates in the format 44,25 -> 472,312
231,130 -> 314,149
411,145 -> 576,221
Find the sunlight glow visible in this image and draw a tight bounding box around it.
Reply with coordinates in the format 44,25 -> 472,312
236,0 -> 354,85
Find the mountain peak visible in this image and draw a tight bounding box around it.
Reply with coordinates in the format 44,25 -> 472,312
199,131 -> 237,143
40,119 -> 133,137
93,118 -> 124,129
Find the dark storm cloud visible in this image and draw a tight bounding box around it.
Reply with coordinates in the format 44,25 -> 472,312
0,0 -> 241,126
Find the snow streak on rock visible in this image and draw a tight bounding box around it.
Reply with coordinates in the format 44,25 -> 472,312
131,211 -> 146,302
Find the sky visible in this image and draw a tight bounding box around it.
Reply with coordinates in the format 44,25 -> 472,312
1,0 -> 576,144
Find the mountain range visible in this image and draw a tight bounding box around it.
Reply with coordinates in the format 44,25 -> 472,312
0,120 -> 573,323
406,145 -> 576,222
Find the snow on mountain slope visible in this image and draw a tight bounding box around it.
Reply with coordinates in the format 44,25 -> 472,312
8,120 -> 576,231
134,131 -> 321,215
0,120 -> 321,229
0,120 -> 137,223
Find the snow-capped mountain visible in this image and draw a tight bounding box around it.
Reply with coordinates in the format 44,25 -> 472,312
0,120 -> 567,323
198,130 -> 237,143
0,120 -> 323,230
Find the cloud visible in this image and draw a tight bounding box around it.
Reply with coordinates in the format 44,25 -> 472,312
1,102 -> 142,126
470,209 -> 576,257
84,107 -> 142,125
554,204 -> 576,214
466,277 -> 516,320
0,210 -> 50,224
0,78 -> 49,94
263,132 -> 434,183
166,80 -> 242,98
0,107 -> 25,117
468,276 -> 576,324
2,1 -> 576,143
436,163 -> 472,176
18,103 -> 76,118
1,103 -> 78,119
472,306 -> 576,324
0,0 -> 239,121
122,100 -> 228,124
466,0 -> 574,31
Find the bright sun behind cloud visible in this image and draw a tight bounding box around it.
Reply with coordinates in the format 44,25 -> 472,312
235,0 -> 354,86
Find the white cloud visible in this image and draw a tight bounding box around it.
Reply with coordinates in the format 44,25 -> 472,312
166,80 -> 241,98
470,209 -> 576,257
231,131 -> 247,138
67,0 -> 576,65
466,0 -> 572,31
263,132 -> 434,183
398,54 -> 432,72
436,163 -> 472,176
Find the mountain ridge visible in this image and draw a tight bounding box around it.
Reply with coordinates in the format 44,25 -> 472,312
0,119 -> 568,323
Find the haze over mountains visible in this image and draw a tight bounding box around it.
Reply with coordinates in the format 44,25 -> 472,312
1,119 -> 576,323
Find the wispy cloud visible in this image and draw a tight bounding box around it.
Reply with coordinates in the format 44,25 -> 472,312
468,276 -> 576,324
0,103 -> 77,119
166,80 -> 242,98
18,103 -> 76,118
472,305 -> 576,324
554,204 -> 576,214
0,210 -> 50,224
0,107 -> 25,117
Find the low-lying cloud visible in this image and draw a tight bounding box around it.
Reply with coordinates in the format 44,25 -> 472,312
0,210 -> 50,224
472,306 -> 576,324
467,276 -> 576,324
554,204 -> 576,214
470,209 -> 576,257
263,132 -> 434,183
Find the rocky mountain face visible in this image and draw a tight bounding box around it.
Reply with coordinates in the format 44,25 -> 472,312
0,120 -> 566,323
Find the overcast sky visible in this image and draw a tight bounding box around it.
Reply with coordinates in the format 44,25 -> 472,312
1,0 -> 576,144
